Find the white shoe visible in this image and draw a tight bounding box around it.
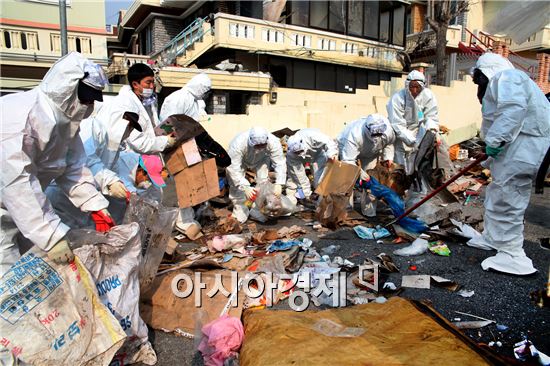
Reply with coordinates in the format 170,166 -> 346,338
481,252 -> 537,276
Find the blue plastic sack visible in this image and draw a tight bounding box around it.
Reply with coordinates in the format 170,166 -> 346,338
363,177 -> 428,233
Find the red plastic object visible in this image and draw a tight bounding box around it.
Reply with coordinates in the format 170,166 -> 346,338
409,265 -> 417,271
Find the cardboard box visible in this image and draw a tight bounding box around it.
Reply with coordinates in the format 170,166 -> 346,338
181,138 -> 202,166
315,161 -> 361,196
164,144 -> 188,175
174,158 -> 220,208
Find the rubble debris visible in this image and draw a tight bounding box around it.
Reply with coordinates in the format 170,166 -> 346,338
353,225 -> 391,240
394,238 -> 429,256
376,253 -> 400,273
277,225 -> 307,239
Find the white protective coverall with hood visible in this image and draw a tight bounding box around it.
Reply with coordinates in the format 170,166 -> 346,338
467,53 -> 550,275
286,128 -> 338,200
226,127 -> 287,223
159,73 -> 212,235
338,114 -> 395,216
47,83 -> 169,225
159,73 -> 211,122
387,70 -> 439,175
0,52 -> 110,274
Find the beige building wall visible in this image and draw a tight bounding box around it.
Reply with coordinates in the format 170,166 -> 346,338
201,76 -> 482,148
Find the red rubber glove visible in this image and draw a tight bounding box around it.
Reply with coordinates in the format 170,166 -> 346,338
125,190 -> 131,204
91,209 -> 115,232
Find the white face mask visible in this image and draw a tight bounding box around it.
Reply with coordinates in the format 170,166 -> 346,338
142,88 -> 154,98
371,136 -> 386,151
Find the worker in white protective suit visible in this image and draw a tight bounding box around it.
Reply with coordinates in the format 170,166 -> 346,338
387,70 -> 439,175
159,73 -> 211,121
159,73 -> 212,237
286,128 -> 338,204
467,53 -> 550,275
226,127 -> 287,223
0,52 -> 115,275
337,114 -> 395,216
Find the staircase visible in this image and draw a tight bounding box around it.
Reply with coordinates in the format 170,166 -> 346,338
154,16 -> 215,67
458,28 -> 538,79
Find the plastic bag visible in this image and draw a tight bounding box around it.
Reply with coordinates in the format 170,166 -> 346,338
123,194 -> 178,291
393,238 -> 429,256
364,177 -> 428,233
198,315 -> 244,366
255,182 -> 296,218
0,249 -> 126,365
353,225 -> 391,240
71,223 -> 153,365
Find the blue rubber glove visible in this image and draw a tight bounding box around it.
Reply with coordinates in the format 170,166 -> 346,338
485,145 -> 504,158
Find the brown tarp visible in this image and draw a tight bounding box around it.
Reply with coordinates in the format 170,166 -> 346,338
241,297 -> 507,366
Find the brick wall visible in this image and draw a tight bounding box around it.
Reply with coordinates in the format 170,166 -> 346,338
411,3 -> 426,34
151,17 -> 185,55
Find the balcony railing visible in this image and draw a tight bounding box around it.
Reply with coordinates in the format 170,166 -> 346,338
406,25 -> 462,53
494,26 -> 550,53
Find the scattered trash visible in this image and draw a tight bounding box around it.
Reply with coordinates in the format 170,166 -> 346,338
496,324 -> 509,332
321,244 -> 341,255
207,234 -> 250,253
401,275 -> 431,289
383,282 -> 397,290
311,319 -> 366,337
450,218 -> 482,240
222,253 -> 234,263
452,320 -> 494,329
374,296 -> 387,304
453,311 -> 494,323
428,241 -> 451,256
267,239 -> 301,253
488,341 -> 502,348
458,289 -> 475,298
198,315 -> 244,366
353,225 -> 391,240
540,237 -> 550,251
375,253 -> 400,273
431,276 -> 459,292
513,339 -> 550,365
394,238 -> 429,256
409,265 -> 418,271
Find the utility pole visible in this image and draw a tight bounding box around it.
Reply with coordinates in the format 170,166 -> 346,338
59,0 -> 68,55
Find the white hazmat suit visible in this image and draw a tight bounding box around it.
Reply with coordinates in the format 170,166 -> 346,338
226,127 -> 286,223
467,53 -> 550,275
387,70 -> 439,175
159,73 -> 212,235
286,128 -> 338,199
0,52 -> 110,274
338,114 -> 395,216
159,73 -> 211,122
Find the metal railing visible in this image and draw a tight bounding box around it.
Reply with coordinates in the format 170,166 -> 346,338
157,16 -> 210,65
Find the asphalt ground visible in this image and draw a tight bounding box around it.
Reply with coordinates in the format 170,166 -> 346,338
142,182 -> 550,366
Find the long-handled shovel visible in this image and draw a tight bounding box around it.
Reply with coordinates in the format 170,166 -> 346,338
385,153 -> 488,227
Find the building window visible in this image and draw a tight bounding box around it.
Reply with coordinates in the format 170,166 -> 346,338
363,1 -> 379,39
328,1 -> 345,33
348,0 -> 363,37
342,42 -> 358,54
51,33 -> 60,52
3,31 -> 11,48
229,23 -> 255,39
392,5 -> 405,47
289,1 -> 309,27
310,1 -> 328,29
75,37 -> 81,53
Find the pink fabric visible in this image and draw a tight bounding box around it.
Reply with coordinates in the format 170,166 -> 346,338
198,315 -> 244,366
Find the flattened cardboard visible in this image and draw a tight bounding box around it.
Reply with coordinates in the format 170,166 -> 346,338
174,158 -> 220,208
140,269 -> 244,334
315,161 -> 361,196
164,145 -> 188,175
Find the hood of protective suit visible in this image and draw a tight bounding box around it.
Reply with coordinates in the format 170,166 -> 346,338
39,52 -> 107,123
248,127 -> 269,146
364,114 -> 395,150
405,70 -> 425,89
475,53 -> 515,80
287,134 -> 305,154
185,73 -> 212,100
